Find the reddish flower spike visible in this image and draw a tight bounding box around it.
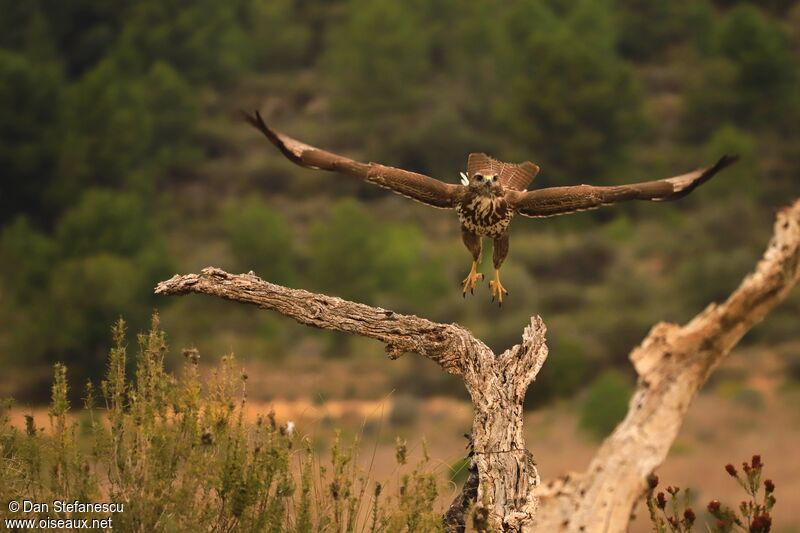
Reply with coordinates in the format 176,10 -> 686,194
656,492 -> 667,510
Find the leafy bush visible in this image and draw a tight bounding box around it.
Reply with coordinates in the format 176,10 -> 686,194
683,3 -> 799,138
322,0 -> 432,119
715,4 -> 797,126
57,59 -> 198,201
223,195 -> 296,285
56,189 -> 155,258
0,216 -> 55,300
0,316 -> 445,531
525,336 -> 594,409
309,199 -> 448,308
309,199 -> 382,302
0,189 -> 172,388
702,126 -> 760,199
579,369 -> 633,440
114,0 -> 253,85
496,0 -> 646,182
616,0 -> 714,60
0,49 -> 61,224
247,0 -> 312,69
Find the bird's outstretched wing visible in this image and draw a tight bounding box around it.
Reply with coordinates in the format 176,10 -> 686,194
243,111 -> 460,209
508,155 -> 738,218
467,153 -> 540,191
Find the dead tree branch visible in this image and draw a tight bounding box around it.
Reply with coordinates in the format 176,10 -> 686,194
532,199 -> 800,532
155,270 -> 549,530
156,270 -> 480,374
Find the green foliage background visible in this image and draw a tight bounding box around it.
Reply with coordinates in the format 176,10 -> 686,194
1,0 -> 799,403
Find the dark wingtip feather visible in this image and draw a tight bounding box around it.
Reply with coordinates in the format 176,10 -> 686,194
668,154 -> 740,200
241,110 -> 304,165
715,153 -> 740,171
239,109 -> 258,127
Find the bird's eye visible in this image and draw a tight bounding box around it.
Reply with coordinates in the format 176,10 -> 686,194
475,174 -> 483,181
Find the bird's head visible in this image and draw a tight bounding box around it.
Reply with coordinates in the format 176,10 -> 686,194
460,171 -> 503,196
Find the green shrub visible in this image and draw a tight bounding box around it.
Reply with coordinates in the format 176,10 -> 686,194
322,0 -> 432,119
114,0 -> 253,85
0,216 -> 55,300
223,195 -> 296,285
309,199 -> 448,309
56,189 -> 154,258
0,316 -> 444,532
246,0 -> 311,69
682,3 -> 798,137
525,336 -> 594,409
579,369 -> 633,440
57,58 -> 198,201
309,199 -> 382,302
616,0 -> 713,60
496,0 -> 646,182
0,49 -> 61,224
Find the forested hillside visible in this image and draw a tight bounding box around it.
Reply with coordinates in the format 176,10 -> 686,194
1,0 -> 799,402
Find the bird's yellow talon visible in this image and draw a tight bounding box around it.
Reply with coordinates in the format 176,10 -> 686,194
489,269 -> 508,307
461,261 -> 483,297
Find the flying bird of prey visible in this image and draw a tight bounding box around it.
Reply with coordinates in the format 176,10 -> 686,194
243,111 -> 737,306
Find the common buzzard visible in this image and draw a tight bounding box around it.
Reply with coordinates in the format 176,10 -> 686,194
244,111 -> 737,306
